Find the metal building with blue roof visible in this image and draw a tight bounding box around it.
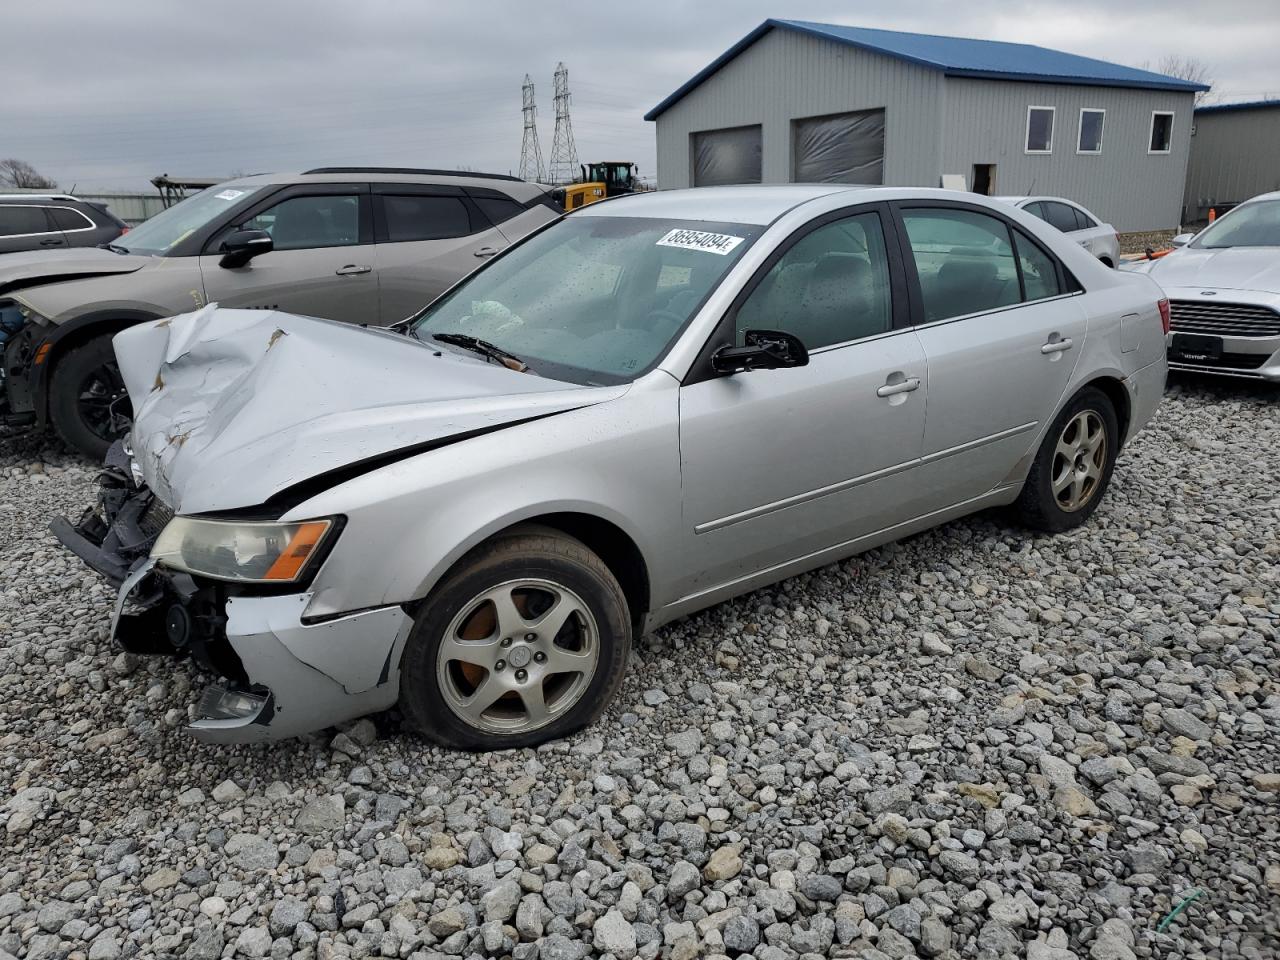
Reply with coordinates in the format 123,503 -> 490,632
647,20 -> 1208,231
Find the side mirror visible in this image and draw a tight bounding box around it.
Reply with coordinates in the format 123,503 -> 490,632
711,329 -> 809,375
219,229 -> 273,268
1170,232 -> 1194,248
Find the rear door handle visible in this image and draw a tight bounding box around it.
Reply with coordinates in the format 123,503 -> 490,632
876,376 -> 921,398
1041,337 -> 1073,354
39,237 -> 65,247
335,264 -> 372,276
474,246 -> 499,258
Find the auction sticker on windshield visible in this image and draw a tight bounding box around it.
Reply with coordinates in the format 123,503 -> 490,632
656,229 -> 744,255
215,189 -> 246,201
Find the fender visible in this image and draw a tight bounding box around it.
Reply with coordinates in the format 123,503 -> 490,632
20,308 -> 162,427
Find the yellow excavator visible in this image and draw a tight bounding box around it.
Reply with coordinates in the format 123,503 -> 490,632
556,161 -> 641,210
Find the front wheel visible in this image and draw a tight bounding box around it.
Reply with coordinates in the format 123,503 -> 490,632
1013,386 -> 1118,532
48,333 -> 132,460
398,531 -> 631,751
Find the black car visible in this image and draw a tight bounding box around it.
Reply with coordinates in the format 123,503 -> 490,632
0,195 -> 127,255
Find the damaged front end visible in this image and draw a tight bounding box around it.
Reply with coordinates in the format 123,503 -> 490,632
53,441 -> 413,744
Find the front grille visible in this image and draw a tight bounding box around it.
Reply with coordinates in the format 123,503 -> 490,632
1169,300 -> 1280,338
138,496 -> 175,538
1171,351 -> 1270,371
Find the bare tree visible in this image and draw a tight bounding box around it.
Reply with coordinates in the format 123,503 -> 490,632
0,158 -> 57,189
1144,56 -> 1215,106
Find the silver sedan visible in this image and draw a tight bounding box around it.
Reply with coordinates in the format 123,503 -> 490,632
56,185 -> 1169,750
1131,191 -> 1280,381
997,195 -> 1121,268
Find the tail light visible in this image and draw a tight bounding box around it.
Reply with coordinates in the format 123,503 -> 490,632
119,227 -> 130,235
1158,298 -> 1171,335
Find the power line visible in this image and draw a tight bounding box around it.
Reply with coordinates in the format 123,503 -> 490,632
548,62 -> 580,185
518,74 -> 546,182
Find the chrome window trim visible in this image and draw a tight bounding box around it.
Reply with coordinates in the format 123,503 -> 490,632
902,290 -> 1085,332
0,203 -> 60,240
46,204 -> 97,233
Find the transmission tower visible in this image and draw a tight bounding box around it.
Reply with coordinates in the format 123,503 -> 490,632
518,74 -> 545,182
548,62 -> 580,184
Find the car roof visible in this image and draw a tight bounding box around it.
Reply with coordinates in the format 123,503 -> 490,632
0,194 -> 80,202
996,195 -> 1089,210
576,185 -> 1035,225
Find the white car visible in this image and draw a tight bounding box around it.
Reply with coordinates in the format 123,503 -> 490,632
998,196 -> 1120,268
1131,191 -> 1280,380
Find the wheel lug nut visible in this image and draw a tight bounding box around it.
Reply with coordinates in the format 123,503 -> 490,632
501,637 -> 512,647
534,651 -> 547,663
524,633 -> 536,641
515,669 -> 527,682
494,660 -> 505,671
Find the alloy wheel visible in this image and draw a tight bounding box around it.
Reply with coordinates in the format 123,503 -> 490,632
1051,409 -> 1107,512
76,360 -> 130,443
436,578 -> 599,734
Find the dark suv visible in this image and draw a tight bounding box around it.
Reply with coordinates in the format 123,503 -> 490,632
1,168 -> 560,457
0,194 -> 127,255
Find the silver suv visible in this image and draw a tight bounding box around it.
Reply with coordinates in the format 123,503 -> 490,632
0,168 -> 560,457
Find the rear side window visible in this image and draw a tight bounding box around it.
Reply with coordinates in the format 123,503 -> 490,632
902,207 -> 1068,322
382,195 -> 473,241
1074,207 -> 1098,229
1042,202 -> 1081,234
48,206 -> 96,231
0,205 -> 52,237
473,196 -> 526,226
902,208 -> 1021,322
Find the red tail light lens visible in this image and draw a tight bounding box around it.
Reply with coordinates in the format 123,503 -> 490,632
119,227 -> 130,235
1158,298 -> 1171,335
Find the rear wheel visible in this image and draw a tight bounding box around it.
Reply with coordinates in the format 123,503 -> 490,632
399,531 -> 631,751
1014,386 -> 1118,532
48,333 -> 132,460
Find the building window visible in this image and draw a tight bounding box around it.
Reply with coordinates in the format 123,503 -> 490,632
1025,106 -> 1054,154
1149,111 -> 1174,154
692,126 -> 762,186
1077,109 -> 1105,154
790,109 -> 886,184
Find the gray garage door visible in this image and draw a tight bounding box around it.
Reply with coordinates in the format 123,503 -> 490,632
692,125 -> 763,187
792,109 -> 885,184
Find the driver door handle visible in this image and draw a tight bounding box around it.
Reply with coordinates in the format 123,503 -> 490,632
335,264 -> 372,276
1041,337 -> 1073,354
474,246 -> 499,258
876,376 -> 921,398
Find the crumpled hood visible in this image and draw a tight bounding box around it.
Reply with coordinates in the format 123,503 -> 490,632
116,306 -> 625,514
0,247 -> 149,296
1148,246 -> 1280,293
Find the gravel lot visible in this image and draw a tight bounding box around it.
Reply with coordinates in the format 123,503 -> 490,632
1,376 -> 1277,960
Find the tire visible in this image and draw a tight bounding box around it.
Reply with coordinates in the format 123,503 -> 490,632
1013,386 -> 1119,533
48,333 -> 132,461
399,531 -> 632,751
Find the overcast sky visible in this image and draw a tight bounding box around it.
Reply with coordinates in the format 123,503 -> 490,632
5,0 -> 1277,191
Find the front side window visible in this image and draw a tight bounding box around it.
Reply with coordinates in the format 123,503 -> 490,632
411,216 -> 762,383
1149,112 -> 1174,153
0,205 -> 52,237
903,207 -> 1067,322
381,195 -> 473,242
1026,107 -> 1055,153
735,212 -> 892,350
117,184 -> 267,256
1078,109 -> 1105,153
1192,199 -> 1280,249
245,195 -> 361,250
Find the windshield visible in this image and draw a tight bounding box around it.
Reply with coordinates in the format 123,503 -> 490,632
410,215 -> 762,384
117,184 -> 266,256
1193,199 -> 1280,249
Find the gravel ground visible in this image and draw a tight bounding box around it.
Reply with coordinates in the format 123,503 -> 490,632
1117,232 -> 1177,257
1,376 -> 1278,960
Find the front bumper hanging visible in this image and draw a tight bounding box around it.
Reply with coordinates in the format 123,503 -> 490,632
52,442 -> 414,743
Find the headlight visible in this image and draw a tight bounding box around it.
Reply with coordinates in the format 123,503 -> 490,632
151,516 -> 338,583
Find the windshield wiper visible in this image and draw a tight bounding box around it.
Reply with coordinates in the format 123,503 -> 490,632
101,243 -> 130,255
431,333 -> 529,372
